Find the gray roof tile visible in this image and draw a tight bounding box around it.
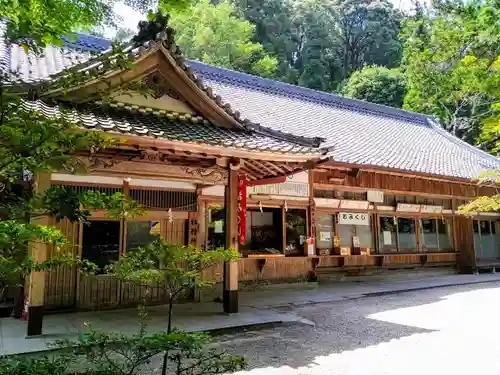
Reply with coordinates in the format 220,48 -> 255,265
187,61 -> 500,180
22,100 -> 321,155
3,31 -> 500,179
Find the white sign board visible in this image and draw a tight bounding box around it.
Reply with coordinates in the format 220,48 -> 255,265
338,212 -> 370,226
367,190 -> 384,203
421,205 -> 443,214
247,182 -> 309,197
319,232 -> 332,242
396,203 -> 421,213
383,231 -> 392,245
214,220 -> 224,233
339,200 -> 370,210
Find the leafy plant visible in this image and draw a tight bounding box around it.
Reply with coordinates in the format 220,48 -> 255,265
0,308 -> 246,375
108,240 -> 240,333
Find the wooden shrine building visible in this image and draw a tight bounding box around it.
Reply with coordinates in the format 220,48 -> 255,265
2,16 -> 500,335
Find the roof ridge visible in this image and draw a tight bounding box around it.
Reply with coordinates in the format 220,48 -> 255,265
46,33 -> 433,126
186,60 -> 431,125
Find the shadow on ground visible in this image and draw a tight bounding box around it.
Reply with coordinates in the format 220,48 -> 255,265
213,282 -> 500,372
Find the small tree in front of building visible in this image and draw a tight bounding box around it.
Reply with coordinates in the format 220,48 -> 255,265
107,239 -> 240,333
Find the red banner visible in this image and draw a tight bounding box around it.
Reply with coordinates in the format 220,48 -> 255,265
238,175 -> 247,245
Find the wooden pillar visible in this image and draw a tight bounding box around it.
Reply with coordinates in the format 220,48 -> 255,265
197,200 -> 206,250
27,173 -> 51,336
223,167 -> 239,314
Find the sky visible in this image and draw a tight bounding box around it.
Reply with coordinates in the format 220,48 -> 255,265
107,0 -> 419,38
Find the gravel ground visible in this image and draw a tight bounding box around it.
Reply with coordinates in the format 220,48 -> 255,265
206,281 -> 500,375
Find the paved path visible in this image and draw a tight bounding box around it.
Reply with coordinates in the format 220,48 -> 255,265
216,281 -> 500,375
239,273 -> 500,308
2,273 -> 500,356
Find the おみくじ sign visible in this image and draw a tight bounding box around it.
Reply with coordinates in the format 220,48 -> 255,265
338,212 -> 369,226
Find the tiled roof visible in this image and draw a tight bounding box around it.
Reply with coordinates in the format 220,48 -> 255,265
188,61 -> 500,180
21,100 -> 322,155
3,32 -> 500,179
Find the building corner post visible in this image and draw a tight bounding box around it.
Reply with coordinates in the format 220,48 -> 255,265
223,163 -> 239,314
26,173 -> 51,337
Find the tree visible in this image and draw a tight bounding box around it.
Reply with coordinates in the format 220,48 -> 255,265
231,0 -> 300,83
402,0 -> 500,146
2,0 -> 115,51
329,0 -> 403,80
232,0 -> 404,90
0,4 -> 246,375
107,240 -> 240,375
108,240 -> 240,335
168,0 -> 278,77
0,0 -> 148,319
342,66 -> 407,108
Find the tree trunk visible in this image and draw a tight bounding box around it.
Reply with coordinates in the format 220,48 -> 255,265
162,295 -> 174,375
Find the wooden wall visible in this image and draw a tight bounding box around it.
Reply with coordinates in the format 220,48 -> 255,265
455,216 -> 476,272
202,258 -> 313,283
313,169 -> 495,198
45,218 -> 79,310
45,218 -> 187,311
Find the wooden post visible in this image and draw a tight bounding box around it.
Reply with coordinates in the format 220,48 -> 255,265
196,200 -> 206,250
27,173 -> 51,336
223,166 -> 239,314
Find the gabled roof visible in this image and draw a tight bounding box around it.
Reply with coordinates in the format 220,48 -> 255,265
2,28 -> 500,180
190,61 -> 500,180
24,100 -> 322,156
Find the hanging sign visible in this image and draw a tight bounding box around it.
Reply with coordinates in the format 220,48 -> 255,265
396,203 -> 421,212
214,220 -> 224,234
150,221 -> 161,236
238,175 -> 248,245
340,200 -> 370,210
367,190 -> 384,203
338,212 -> 370,226
421,205 -> 443,214
352,236 -> 360,248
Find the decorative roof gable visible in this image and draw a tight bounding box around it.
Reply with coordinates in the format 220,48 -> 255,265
3,21 -> 500,180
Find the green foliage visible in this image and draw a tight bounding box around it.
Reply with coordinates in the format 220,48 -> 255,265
168,0 -> 278,77
342,66 -> 407,108
0,308 -> 246,375
109,240 -> 239,291
402,0 -> 500,146
1,0 -> 115,53
0,97 -> 110,181
0,356 -> 69,375
108,240 -> 239,334
459,170 -> 500,214
232,0 -> 403,89
0,0 -> 144,307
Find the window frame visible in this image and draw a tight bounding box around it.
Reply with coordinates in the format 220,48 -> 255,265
473,219 -> 500,260
315,211 -> 374,255
377,215 -> 418,253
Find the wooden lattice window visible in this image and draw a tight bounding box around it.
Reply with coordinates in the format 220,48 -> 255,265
129,189 -> 196,211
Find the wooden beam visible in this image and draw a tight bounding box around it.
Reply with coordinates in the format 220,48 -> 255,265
117,134 -> 324,163
313,183 -> 477,201
247,175 -> 287,187
251,160 -> 281,177
322,161 -> 477,185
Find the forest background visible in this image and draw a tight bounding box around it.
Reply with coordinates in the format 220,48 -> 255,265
89,0 -> 499,153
